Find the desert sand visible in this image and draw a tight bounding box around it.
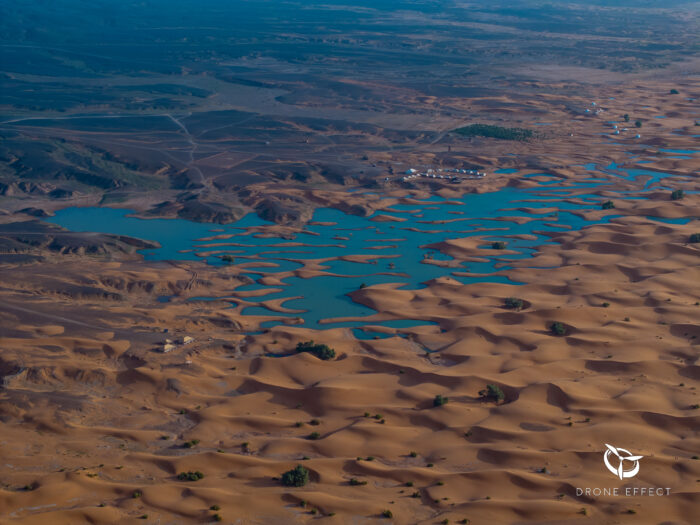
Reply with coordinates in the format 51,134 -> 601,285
1,72 -> 699,525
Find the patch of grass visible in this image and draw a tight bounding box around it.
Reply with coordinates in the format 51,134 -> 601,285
280,465 -> 309,487
177,471 -> 204,481
479,384 -> 505,403
550,321 -> 566,336
433,394 -> 449,407
296,340 -> 336,360
454,124 -> 535,141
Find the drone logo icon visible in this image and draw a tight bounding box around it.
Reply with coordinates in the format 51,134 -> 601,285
604,444 -> 643,480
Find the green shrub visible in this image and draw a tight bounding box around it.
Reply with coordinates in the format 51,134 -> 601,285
550,321 -> 566,336
479,384 -> 505,403
670,89 -> 679,94
601,200 -> 615,210
213,514 -> 223,522
296,341 -> 336,360
635,120 -> 642,128
183,439 -> 200,449
623,114 -> 630,122
280,465 -> 309,487
349,478 -> 368,486
132,490 -> 142,499
504,297 -> 524,310
433,394 -> 449,407
177,471 -> 204,481
179,471 -> 204,482
671,189 -> 684,200
308,432 -> 321,440
454,124 -> 535,141
381,510 -> 394,518
210,505 -> 221,511
689,233 -> 700,243
409,451 -> 417,458
221,255 -> 235,264
491,241 -> 506,250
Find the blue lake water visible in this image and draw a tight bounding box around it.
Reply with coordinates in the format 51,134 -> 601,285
46,168 -> 693,332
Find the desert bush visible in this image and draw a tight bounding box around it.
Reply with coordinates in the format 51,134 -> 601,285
281,465 -> 309,487
433,394 -> 449,407
671,189 -> 684,200
183,439 -> 200,448
382,510 -> 394,518
601,200 -> 615,210
689,233 -> 700,243
635,120 -> 642,128
296,341 -> 336,360
670,88 -> 679,94
349,478 -> 368,486
479,384 -> 505,402
550,321 -> 566,336
491,241 -> 506,250
308,432 -> 321,440
504,297 -> 524,310
177,471 -> 204,481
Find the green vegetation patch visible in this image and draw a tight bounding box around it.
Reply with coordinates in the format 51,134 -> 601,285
296,341 -> 336,360
504,297 -> 525,310
177,471 -> 204,481
280,465 -> 309,487
479,384 -> 505,403
454,124 -> 535,141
